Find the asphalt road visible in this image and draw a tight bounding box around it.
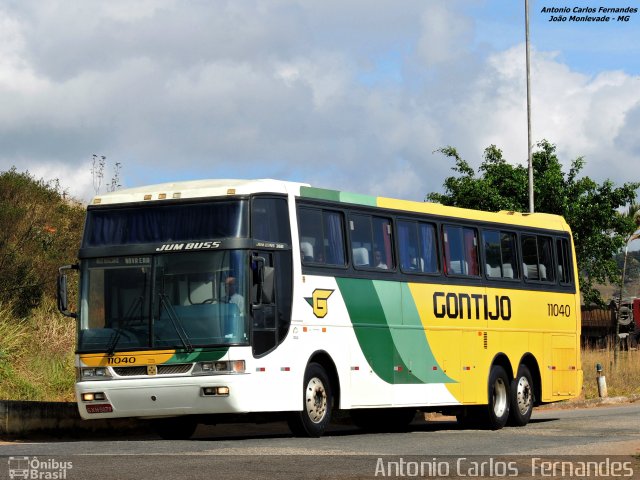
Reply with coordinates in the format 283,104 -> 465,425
1,403 -> 639,479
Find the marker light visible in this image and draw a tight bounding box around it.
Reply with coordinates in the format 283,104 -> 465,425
201,387 -> 230,396
82,392 -> 106,402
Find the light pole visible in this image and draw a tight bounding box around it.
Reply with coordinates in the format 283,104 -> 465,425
525,0 -> 534,213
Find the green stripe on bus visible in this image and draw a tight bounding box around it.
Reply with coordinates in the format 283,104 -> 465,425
170,348 -> 228,363
336,278 -> 452,384
393,282 -> 452,383
338,192 -> 377,206
300,186 -> 342,202
336,277 -> 397,383
300,186 -> 377,207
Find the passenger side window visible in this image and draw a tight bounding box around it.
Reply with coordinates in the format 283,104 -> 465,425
521,234 -> 555,282
556,238 -> 572,284
349,214 -> 394,270
483,230 -> 519,279
443,225 -> 479,276
397,220 -> 438,274
297,207 -> 346,266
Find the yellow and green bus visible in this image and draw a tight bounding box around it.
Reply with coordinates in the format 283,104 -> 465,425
58,179 -> 582,438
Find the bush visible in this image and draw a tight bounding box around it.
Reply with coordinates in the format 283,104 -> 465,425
0,168 -> 85,317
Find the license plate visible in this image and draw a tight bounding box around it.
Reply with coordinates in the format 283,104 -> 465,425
86,404 -> 113,414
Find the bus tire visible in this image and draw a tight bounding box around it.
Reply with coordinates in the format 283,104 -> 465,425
287,362 -> 333,437
508,365 -> 534,426
479,365 -> 510,430
152,416 -> 197,440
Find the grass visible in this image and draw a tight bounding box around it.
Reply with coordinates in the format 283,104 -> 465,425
1,299 -> 639,403
0,298 -> 76,402
579,343 -> 640,400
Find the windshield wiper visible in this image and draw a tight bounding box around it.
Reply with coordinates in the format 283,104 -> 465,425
107,296 -> 143,355
158,294 -> 194,353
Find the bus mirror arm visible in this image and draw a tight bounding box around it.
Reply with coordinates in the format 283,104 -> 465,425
57,264 -> 79,318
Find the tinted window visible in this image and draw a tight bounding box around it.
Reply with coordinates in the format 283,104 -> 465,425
252,197 -> 292,244
556,238 -> 572,284
521,234 -> 555,282
350,214 -> 394,270
483,230 -> 519,279
398,220 -> 438,274
298,208 -> 346,266
85,201 -> 248,247
443,225 -> 479,276
539,236 -> 555,282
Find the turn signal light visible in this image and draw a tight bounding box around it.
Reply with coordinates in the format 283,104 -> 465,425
201,386 -> 230,396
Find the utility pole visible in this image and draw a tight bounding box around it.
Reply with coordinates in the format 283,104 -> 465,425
525,0 -> 534,213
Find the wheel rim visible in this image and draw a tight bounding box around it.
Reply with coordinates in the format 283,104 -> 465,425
492,377 -> 508,418
515,375 -> 532,415
305,376 -> 327,424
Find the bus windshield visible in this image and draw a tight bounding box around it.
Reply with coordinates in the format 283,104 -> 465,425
78,251 -> 249,352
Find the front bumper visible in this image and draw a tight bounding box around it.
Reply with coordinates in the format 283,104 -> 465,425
76,374 -> 252,420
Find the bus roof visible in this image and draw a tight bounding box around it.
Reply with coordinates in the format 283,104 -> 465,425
91,179 -> 570,232
91,178 -> 310,205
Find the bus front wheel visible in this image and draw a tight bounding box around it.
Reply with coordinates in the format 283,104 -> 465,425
288,362 -> 333,437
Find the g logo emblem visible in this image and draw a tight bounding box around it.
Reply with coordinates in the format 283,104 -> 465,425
147,365 -> 158,376
307,289 -> 334,318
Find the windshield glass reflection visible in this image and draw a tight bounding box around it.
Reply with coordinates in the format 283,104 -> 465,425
78,251 -> 248,352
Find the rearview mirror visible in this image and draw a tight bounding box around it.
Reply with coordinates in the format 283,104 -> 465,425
251,257 -> 275,306
57,264 -> 78,318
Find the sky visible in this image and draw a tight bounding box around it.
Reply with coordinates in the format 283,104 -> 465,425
0,0 -> 639,207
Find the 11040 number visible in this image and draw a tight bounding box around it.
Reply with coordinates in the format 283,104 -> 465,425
548,303 -> 571,317
106,356 -> 136,365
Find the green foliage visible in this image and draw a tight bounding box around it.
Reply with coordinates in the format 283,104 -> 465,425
0,167 -> 97,401
427,140 -> 640,305
0,298 -> 76,401
618,250 -> 640,284
0,168 -> 85,316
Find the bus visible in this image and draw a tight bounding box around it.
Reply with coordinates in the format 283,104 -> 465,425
58,179 -> 582,438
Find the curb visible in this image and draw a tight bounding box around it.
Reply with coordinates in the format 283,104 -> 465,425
0,400 -> 145,438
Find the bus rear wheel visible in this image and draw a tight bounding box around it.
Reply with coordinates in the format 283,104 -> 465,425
479,365 -> 510,430
508,365 -> 534,426
288,362 -> 333,437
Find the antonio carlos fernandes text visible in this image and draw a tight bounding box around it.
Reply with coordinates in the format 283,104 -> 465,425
374,457 -> 634,477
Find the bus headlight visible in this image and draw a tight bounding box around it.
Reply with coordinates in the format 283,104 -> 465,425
78,367 -> 111,380
193,360 -> 245,375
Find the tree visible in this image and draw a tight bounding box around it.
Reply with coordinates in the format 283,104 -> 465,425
426,140 -> 640,305
0,168 -> 85,316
